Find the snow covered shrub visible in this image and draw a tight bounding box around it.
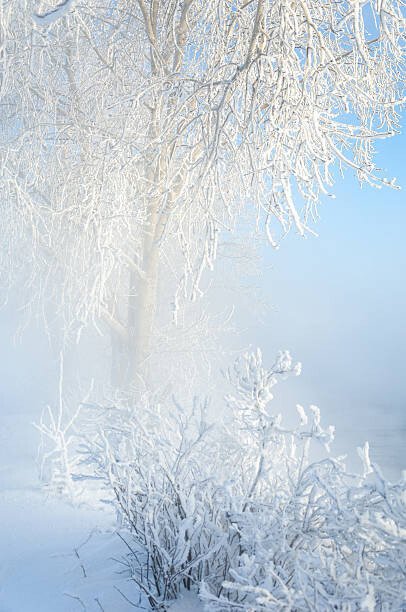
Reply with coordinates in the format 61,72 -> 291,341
34,354 -> 88,498
83,395 -> 235,609
204,459 -> 406,611
80,351 -> 405,610
202,352 -> 406,611
35,401 -> 82,497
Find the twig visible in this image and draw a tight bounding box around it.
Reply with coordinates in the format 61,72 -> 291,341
64,592 -> 86,610
113,585 -> 146,609
94,598 -> 105,612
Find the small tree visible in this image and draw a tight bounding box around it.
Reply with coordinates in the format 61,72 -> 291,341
0,1 -> 404,389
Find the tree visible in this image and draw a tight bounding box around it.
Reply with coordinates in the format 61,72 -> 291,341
0,0 -> 404,390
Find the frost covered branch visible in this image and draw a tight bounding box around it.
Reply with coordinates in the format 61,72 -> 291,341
66,350 -> 406,610
0,1 -> 404,386
33,0 -> 76,26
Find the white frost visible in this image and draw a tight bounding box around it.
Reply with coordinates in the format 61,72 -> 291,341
33,0 -> 75,26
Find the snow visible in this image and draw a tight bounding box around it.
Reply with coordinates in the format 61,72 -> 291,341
0,399 -> 143,611
169,591 -> 205,611
33,0 -> 75,26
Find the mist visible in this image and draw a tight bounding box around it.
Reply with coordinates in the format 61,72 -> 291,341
1,2 -> 405,609
236,130 -> 406,479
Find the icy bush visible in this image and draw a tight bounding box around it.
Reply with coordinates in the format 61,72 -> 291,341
34,354 -> 88,498
80,395 -> 229,608
66,351 -> 405,610
35,402 -> 81,497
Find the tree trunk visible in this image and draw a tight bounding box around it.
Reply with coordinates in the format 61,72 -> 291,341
127,240 -> 160,388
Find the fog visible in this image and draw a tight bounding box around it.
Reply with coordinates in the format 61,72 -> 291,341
240,131 -> 406,479
1,133 -> 404,492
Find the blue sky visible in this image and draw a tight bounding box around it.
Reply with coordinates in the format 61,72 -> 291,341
247,126 -> 406,477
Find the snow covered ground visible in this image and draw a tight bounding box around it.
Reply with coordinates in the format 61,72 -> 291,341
0,311 -> 207,611
0,401 -> 146,611
0,345 -> 204,611
0,307 -> 402,610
